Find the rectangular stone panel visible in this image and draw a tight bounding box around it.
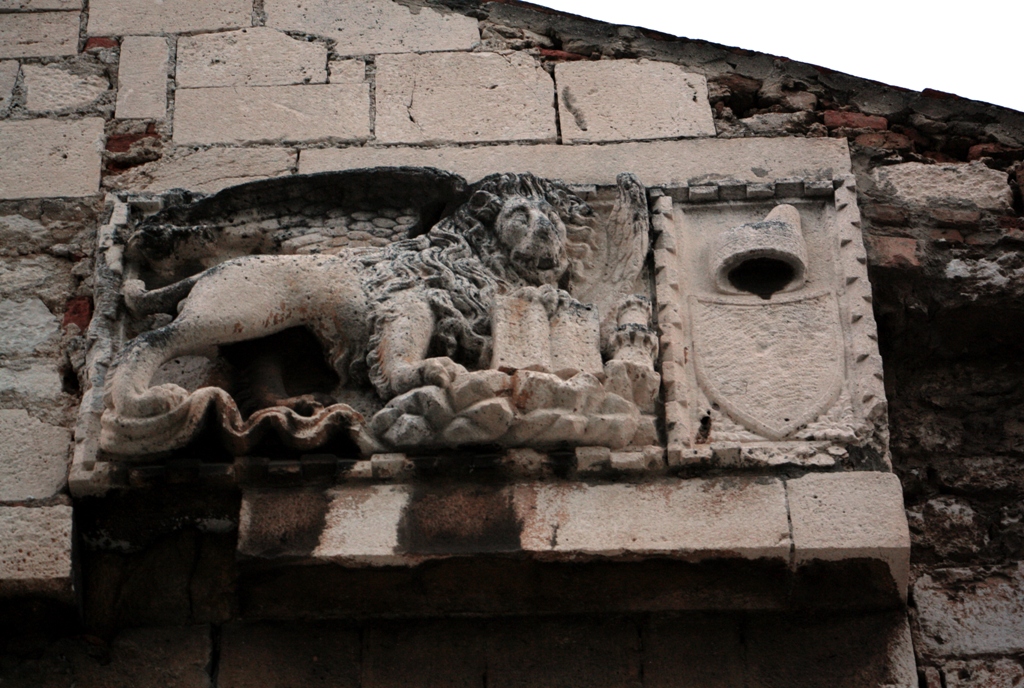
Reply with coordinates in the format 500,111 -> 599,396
0,504 -> 73,598
176,27 -> 328,88
0,118 -> 103,199
0,11 -> 79,58
0,60 -> 17,115
555,59 -> 715,143
374,51 -> 556,145
172,84 -> 370,145
219,621 -> 360,688
264,0 -> 479,57
787,472 -> 910,598
0,409 -> 70,502
103,147 -> 297,194
0,0 -> 81,8
88,0 -> 250,35
300,137 -> 851,186
115,36 -> 169,119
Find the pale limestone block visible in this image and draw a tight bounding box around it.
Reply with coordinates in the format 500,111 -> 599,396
264,0 -> 479,57
104,147 -> 296,194
0,12 -> 79,59
173,84 -> 370,145
375,51 -> 556,145
0,360 -> 64,403
787,471 -> 910,597
88,0 -> 250,36
0,298 -> 59,356
0,60 -> 18,115
0,118 -> 103,199
0,255 -> 75,309
516,479 -> 791,560
22,63 -> 109,113
0,409 -> 70,501
943,659 -> 1024,688
0,0 -> 80,8
0,505 -> 73,598
914,564 -> 1024,657
329,58 -> 365,84
871,161 -> 1013,211
239,485 -> 410,564
555,59 -> 715,143
115,36 -> 168,120
176,28 -> 328,88
300,136 -> 851,185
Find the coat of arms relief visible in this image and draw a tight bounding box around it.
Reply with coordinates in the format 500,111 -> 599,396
73,166 -> 885,490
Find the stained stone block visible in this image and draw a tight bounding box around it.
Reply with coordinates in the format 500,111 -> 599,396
115,36 -> 169,120
300,137 -> 851,185
104,147 -> 297,194
264,0 -> 480,57
0,118 -> 104,199
0,410 -> 69,502
787,472 -> 910,597
0,255 -> 76,309
176,28 -> 328,88
173,84 -> 370,145
0,0 -> 81,8
218,621 -> 360,688
0,298 -> 60,357
871,161 -> 1013,211
0,60 -> 18,115
374,51 -> 556,145
88,0 -> 250,35
22,63 -> 109,113
0,11 -> 79,58
555,59 -> 715,143
0,505 -> 73,598
0,360 -> 65,404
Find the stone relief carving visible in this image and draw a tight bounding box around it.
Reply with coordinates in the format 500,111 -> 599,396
95,168 -> 658,459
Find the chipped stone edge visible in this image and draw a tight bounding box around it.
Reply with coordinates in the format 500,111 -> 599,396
657,176 -> 889,468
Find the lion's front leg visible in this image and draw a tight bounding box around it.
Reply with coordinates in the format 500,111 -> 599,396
373,293 -> 467,399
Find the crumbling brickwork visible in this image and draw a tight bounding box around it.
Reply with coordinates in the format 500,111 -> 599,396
1,0 -> 1022,685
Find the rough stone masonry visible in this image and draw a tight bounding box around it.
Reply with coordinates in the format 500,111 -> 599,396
1,0 -> 1024,686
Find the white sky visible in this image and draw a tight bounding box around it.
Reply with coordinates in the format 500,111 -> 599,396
527,0 -> 1024,114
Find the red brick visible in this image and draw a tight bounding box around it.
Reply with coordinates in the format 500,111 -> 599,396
868,236 -> 919,267
84,37 -> 118,51
930,229 -> 964,244
539,48 -> 590,61
63,296 -> 92,330
824,110 -> 887,130
967,143 -> 1024,161
998,216 -> 1024,230
923,150 -> 960,163
964,233 -> 996,246
864,204 -> 907,226
930,208 -> 981,227
855,131 -> 912,150
921,88 -> 958,100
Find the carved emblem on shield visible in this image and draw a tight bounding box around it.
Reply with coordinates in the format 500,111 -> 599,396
690,291 -> 844,440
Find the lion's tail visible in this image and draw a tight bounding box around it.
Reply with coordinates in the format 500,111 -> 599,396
123,275 -> 200,317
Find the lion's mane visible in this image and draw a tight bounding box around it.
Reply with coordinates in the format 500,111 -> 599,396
360,172 -> 594,398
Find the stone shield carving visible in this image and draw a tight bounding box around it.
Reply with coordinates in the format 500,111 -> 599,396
690,291 -> 844,440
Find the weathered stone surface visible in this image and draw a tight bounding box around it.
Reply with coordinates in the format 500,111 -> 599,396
0,60 -> 18,115
104,147 -> 296,194
871,161 -> 1013,211
518,479 -> 791,560
0,0 -> 80,8
0,118 -> 103,199
363,618 -> 487,688
300,137 -> 851,185
942,659 -> 1024,688
173,85 -> 370,145
115,36 -> 168,119
0,12 -> 79,58
0,505 -> 72,597
0,215 -> 51,257
176,27 -> 328,88
375,51 -> 556,145
0,409 -> 69,502
0,361 -> 64,404
264,0 -> 479,57
329,59 -> 365,83
22,63 -> 109,113
82,626 -> 212,688
643,613 -> 744,687
0,298 -> 59,357
556,59 -> 715,143
0,255 -> 75,309
787,472 -> 910,596
88,0 -> 249,35
914,565 -> 1024,657
219,621 -> 359,688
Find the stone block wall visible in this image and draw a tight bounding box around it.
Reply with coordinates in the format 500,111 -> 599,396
1,0 -> 1023,685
